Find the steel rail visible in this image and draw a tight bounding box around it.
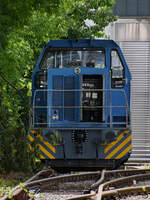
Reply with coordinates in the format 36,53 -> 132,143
68,169 -> 150,200
66,172 -> 150,200
25,169 -> 54,183
2,169 -> 150,200
1,169 -> 54,200
97,170 -> 150,200
102,173 -> 150,191
91,168 -> 150,190
25,169 -> 150,191
101,185 -> 150,199
25,171 -> 101,189
1,171 -> 101,200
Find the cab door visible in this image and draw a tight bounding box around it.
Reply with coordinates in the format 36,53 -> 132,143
47,68 -> 80,126
110,49 -> 129,127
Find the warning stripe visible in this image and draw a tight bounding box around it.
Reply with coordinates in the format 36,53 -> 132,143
28,144 -> 33,151
28,134 -> 34,142
39,144 -> 55,159
116,144 -> 132,159
123,130 -> 130,134
105,135 -> 132,159
30,130 -> 37,134
29,131 -> 56,154
28,139 -> 46,159
37,135 -> 56,154
40,154 -> 45,159
104,134 -> 124,154
28,131 -> 56,159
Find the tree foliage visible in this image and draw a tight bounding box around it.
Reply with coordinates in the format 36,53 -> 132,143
0,0 -> 116,172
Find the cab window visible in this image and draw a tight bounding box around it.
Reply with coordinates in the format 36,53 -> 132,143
111,50 -> 125,88
40,49 -> 105,69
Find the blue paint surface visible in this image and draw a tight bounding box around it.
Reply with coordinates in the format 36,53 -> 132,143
30,39 -> 132,165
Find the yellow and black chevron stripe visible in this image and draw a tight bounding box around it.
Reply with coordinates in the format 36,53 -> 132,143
104,129 -> 132,160
28,130 -> 56,160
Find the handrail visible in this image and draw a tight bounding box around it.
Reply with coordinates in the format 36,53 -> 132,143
31,89 -> 130,128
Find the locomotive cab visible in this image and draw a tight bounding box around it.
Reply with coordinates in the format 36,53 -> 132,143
29,39 -> 132,170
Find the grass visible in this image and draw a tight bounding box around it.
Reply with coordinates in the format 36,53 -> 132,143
0,172 -> 32,198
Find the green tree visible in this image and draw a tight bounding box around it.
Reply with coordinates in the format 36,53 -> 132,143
58,0 -> 116,38
0,0 -> 116,172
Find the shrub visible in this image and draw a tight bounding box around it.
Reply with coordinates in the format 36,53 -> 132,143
0,126 -> 41,173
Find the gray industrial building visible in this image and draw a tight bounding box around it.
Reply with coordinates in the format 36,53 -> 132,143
109,0 -> 150,164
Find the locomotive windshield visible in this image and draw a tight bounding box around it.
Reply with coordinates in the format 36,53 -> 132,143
40,49 -> 105,69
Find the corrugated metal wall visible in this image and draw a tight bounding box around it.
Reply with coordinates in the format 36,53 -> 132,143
109,20 -> 150,164
119,42 -> 150,163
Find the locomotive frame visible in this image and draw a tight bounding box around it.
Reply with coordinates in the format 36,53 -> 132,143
28,39 -> 132,170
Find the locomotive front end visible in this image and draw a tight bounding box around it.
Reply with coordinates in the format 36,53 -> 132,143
28,39 -> 132,170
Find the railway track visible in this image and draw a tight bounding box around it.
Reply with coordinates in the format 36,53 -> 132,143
2,168 -> 150,200
96,169 -> 150,200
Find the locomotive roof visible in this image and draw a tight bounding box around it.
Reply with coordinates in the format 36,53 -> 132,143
46,39 -> 119,49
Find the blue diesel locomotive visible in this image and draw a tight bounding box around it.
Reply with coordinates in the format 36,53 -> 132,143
28,39 -> 132,169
